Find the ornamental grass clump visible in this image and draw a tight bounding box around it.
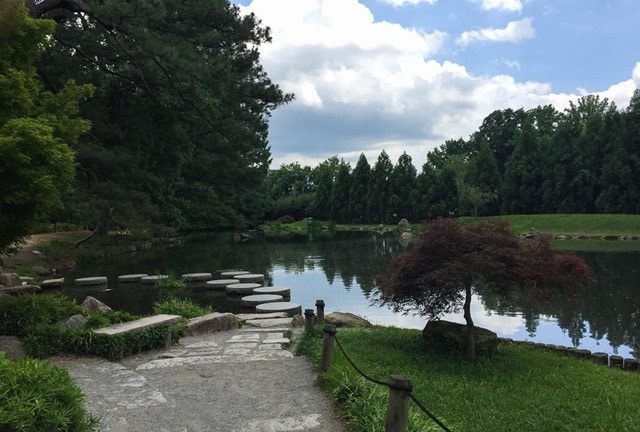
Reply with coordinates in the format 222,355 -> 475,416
0,352 -> 99,431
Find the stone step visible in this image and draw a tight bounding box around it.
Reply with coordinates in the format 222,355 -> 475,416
234,273 -> 265,283
235,312 -> 289,321
219,270 -> 250,277
205,278 -> 240,290
226,282 -> 262,295
94,314 -> 182,336
253,286 -> 291,297
255,302 -> 302,317
41,278 -> 65,289
118,273 -> 148,283
241,294 -> 283,307
140,275 -> 168,284
75,276 -> 107,286
182,272 -> 213,282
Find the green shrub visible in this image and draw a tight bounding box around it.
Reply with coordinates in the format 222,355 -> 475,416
0,352 -> 99,431
153,298 -> 213,319
0,294 -> 83,336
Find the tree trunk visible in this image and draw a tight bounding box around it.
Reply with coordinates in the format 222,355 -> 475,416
463,284 -> 476,360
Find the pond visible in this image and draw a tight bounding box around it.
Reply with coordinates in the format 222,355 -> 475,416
60,230 -> 640,359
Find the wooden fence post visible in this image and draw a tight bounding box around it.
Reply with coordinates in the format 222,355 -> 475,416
385,375 -> 412,432
315,299 -> 325,324
304,309 -> 315,333
320,325 -> 336,373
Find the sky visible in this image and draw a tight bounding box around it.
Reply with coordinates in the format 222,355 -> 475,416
233,0 -> 640,169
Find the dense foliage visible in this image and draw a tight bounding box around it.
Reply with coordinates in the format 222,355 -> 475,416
19,0 -> 291,236
0,0 -> 92,253
376,218 -> 591,358
268,93 -> 640,224
0,352 -> 99,431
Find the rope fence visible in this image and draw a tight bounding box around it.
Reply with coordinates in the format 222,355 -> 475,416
308,306 -> 452,432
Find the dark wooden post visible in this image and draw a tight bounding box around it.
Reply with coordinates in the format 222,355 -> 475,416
385,375 -> 412,432
165,327 -> 172,349
304,309 -> 315,333
315,299 -> 325,324
320,325 -> 336,373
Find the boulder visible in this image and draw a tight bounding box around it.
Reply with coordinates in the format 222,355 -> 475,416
0,336 -> 26,361
422,320 -> 498,355
0,273 -> 22,288
58,314 -> 88,330
325,312 -> 371,328
397,218 -> 410,232
81,296 -> 112,313
184,312 -> 237,336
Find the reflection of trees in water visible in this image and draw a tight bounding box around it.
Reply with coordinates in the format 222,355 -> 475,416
171,232 -> 640,356
476,251 -> 640,355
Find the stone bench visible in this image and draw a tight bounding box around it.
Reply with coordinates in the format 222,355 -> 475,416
94,314 -> 182,348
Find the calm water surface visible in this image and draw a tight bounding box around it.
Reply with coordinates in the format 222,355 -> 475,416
61,231 -> 640,358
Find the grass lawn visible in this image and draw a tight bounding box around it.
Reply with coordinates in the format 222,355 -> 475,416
297,327 -> 640,432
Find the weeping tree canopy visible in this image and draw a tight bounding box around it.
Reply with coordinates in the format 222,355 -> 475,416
24,0 -> 292,234
376,218 -> 591,359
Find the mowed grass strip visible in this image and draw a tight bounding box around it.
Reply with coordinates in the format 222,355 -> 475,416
300,327 -> 640,432
460,214 -> 640,237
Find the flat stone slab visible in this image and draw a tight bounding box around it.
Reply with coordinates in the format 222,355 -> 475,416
94,314 -> 182,336
234,273 -> 265,283
253,286 -> 290,297
235,312 -> 289,321
241,294 -> 283,307
184,312 -> 238,336
41,278 -> 65,288
226,282 -> 261,295
205,279 -> 240,290
118,274 -> 148,283
182,273 -> 213,282
140,275 -> 168,284
244,318 -> 294,328
75,276 -> 108,286
255,302 -> 302,317
219,270 -> 250,277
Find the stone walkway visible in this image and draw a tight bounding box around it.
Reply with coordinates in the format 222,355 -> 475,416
52,315 -> 348,432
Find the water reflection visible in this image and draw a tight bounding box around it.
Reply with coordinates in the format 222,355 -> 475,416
62,230 -> 640,358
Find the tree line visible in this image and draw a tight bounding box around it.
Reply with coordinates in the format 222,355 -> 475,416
267,91 -> 640,224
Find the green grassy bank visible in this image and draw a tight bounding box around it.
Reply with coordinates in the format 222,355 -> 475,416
297,327 -> 640,432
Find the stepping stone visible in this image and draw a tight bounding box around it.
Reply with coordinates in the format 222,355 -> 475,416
253,286 -> 290,297
235,273 -> 265,283
226,283 -> 261,295
75,276 -> 108,286
118,274 -> 148,283
241,294 -> 284,307
205,279 -> 240,290
244,317 -> 293,328
235,312 -> 289,321
219,270 -> 250,277
94,314 -> 182,336
255,302 -> 302,317
41,278 -> 65,289
182,272 -> 213,282
140,275 -> 168,284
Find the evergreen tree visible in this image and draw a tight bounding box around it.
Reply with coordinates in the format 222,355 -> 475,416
331,160 -> 352,223
367,150 -> 394,224
348,154 -> 371,223
389,152 -> 417,223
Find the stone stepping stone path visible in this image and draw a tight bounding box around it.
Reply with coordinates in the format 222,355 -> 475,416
226,282 -> 261,295
118,273 -> 148,283
182,272 -> 212,282
256,302 -> 302,317
241,294 -> 284,307
205,278 -> 240,290
140,275 -> 168,284
253,286 -> 291,297
75,276 -> 107,286
235,273 -> 265,283
219,270 -> 250,277
41,278 -> 65,289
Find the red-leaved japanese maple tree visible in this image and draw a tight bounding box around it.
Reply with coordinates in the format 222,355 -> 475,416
376,218 -> 591,359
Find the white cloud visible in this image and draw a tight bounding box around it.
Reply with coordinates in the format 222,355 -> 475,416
479,0 -> 523,12
238,1 -> 637,168
380,0 -> 437,6
457,18 -> 535,46
633,62 -> 640,88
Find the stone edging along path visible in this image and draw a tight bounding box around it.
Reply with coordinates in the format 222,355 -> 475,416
499,337 -> 639,371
